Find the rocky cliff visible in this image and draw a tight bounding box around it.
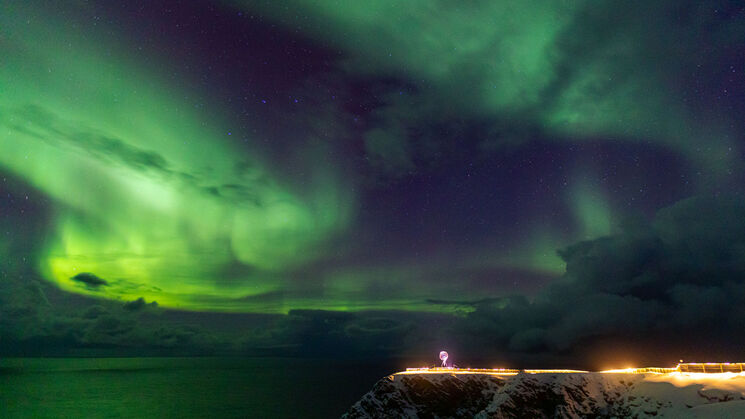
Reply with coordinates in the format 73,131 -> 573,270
343,372 -> 745,418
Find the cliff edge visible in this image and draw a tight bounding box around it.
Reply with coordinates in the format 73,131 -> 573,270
343,371 -> 745,418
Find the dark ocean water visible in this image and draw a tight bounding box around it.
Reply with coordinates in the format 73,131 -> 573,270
0,357 -> 397,418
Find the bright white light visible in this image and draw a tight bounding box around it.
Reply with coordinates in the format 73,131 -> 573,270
439,351 -> 449,367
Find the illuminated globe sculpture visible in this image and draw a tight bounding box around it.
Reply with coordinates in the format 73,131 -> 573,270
439,351 -> 449,367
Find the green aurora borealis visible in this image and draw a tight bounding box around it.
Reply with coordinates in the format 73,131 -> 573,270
1,3 -> 353,311
2,0 -> 744,322
247,0 -> 741,173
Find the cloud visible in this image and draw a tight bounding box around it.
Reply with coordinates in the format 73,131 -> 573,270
1,105 -> 172,177
236,309 -> 442,357
123,297 -> 159,312
71,273 -> 109,289
0,104 -> 267,206
457,195 -> 745,358
81,305 -> 108,319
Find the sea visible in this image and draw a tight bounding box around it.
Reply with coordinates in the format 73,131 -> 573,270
0,357 -> 400,418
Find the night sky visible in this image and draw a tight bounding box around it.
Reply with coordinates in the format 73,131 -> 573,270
2,1 -> 745,366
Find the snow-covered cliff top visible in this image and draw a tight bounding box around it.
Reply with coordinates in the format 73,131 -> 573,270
344,371 -> 745,418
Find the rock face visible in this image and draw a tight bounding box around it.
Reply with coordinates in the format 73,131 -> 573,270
343,372 -> 745,418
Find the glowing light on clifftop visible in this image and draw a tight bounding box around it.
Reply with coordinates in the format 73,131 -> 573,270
399,367 -> 519,376
601,363 -> 745,374
524,369 -> 589,374
600,367 -> 677,374
399,362 -> 745,377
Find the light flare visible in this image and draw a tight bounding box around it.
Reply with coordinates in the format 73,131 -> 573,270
401,362 -> 745,378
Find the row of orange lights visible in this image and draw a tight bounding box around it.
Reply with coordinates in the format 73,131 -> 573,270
398,363 -> 745,375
